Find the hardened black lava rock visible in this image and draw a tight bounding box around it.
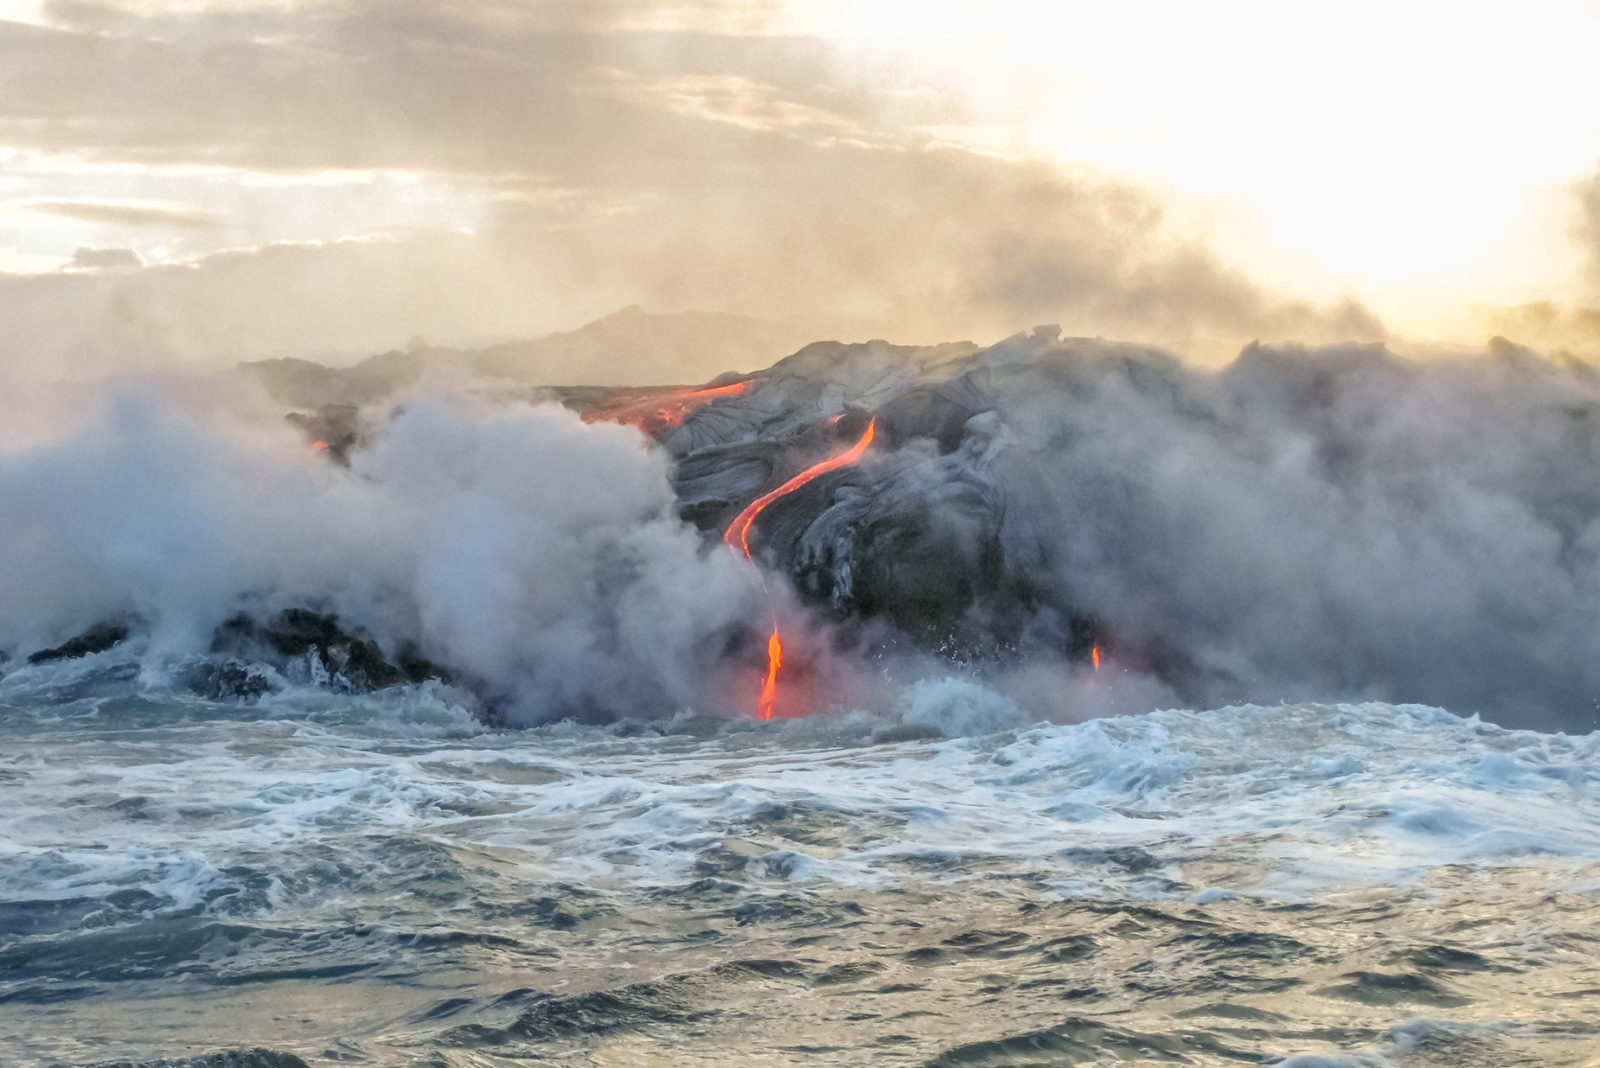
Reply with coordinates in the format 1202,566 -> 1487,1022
27,621 -> 131,664
182,659 -> 275,701
210,609 -> 447,692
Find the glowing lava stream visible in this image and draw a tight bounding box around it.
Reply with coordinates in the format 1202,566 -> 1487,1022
724,419 -> 877,719
586,381 -> 750,434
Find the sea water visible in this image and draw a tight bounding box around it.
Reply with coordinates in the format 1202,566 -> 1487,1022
2,653 -> 1598,1066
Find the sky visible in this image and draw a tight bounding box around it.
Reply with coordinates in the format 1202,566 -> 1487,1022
2,0 -> 1599,378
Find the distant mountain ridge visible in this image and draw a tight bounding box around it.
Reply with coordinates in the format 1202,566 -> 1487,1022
239,306 -> 824,408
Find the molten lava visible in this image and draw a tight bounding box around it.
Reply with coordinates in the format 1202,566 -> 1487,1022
759,628 -> 783,721
1092,645 -> 1101,670
724,420 -> 877,561
725,419 -> 877,719
585,380 -> 750,435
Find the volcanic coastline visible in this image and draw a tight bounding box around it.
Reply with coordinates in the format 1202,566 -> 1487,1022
7,323 -> 1600,733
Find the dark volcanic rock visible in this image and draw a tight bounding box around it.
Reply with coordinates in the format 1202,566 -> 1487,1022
210,609 -> 446,692
873,372 -> 994,453
872,723 -> 946,744
182,660 -> 275,701
829,430 -> 1010,641
664,332 -> 1081,655
283,404 -> 362,464
28,621 -> 130,664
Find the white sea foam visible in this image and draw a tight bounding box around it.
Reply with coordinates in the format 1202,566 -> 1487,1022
0,690 -> 1593,917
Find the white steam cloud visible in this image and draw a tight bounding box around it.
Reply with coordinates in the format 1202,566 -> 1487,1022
0,377 -> 755,722
6,331 -> 1600,735
876,334 -> 1600,731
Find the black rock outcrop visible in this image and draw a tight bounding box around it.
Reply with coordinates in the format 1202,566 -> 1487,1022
28,621 -> 131,664
210,609 -> 447,693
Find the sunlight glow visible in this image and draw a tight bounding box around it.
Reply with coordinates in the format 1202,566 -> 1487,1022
0,1 -> 44,24
791,0 -> 1600,308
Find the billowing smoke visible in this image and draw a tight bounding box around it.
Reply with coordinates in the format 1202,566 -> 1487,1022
0,375 -> 756,722
660,330 -> 1600,733
1474,166 -> 1600,358
1583,168 -> 1600,293
6,329 -> 1600,735
990,336 -> 1600,733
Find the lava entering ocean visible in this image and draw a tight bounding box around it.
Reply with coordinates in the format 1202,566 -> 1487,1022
724,419 -> 878,719
32,326 -> 1600,734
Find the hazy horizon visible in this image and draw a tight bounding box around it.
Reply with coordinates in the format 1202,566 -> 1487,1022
2,0 -> 1599,383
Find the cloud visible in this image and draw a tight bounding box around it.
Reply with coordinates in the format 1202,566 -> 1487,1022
0,0 -> 1383,378
0,232 -> 617,379
28,199 -> 229,229
1471,167 -> 1600,357
593,69 -> 886,144
0,144 -> 1387,380
1475,301 -> 1600,357
487,143 -> 1384,354
1581,165 -> 1600,294
0,9 -> 875,175
40,0 -> 791,37
68,246 -> 144,269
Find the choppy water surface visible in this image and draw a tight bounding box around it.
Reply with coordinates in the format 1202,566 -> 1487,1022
2,660 -> 1599,1067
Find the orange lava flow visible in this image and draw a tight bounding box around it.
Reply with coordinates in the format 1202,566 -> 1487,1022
1092,644 -> 1101,670
724,419 -> 877,560
725,419 -> 877,719
587,381 -> 749,434
758,628 -> 783,720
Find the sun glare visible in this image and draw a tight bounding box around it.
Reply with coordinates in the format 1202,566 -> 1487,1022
0,1 -> 43,23
792,0 -> 1600,317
